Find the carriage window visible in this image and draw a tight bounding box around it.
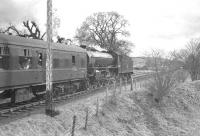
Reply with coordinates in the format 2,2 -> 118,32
19,49 -> 32,69
72,56 -> 75,65
0,46 -> 9,70
23,49 -> 30,57
19,57 -> 32,69
0,46 -> 9,55
0,56 -> 9,70
38,52 -> 43,67
24,49 -> 27,56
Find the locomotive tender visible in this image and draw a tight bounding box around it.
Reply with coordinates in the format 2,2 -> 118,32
0,34 -> 133,104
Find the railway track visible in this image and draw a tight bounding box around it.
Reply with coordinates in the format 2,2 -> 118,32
0,87 -> 105,118
0,72 -> 154,118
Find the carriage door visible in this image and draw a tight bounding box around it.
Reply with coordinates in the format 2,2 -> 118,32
36,50 -> 45,83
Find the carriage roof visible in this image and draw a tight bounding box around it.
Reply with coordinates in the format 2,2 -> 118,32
0,34 -> 86,53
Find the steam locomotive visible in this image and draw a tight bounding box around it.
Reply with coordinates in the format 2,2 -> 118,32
0,34 -> 133,104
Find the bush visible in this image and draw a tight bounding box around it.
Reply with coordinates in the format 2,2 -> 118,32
147,72 -> 176,103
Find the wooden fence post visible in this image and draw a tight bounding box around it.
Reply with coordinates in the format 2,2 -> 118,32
131,77 -> 133,91
71,115 -> 76,136
96,98 -> 99,116
84,108 -> 89,130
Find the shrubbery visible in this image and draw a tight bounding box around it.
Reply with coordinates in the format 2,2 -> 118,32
147,71 -> 177,103
145,49 -> 190,103
147,69 -> 190,103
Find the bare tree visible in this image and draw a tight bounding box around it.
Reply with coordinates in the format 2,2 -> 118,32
145,49 -> 166,71
145,49 -> 176,103
170,38 -> 200,81
1,20 -> 46,40
75,11 -> 133,54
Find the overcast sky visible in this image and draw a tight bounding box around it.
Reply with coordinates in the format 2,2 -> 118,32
1,0 -> 200,56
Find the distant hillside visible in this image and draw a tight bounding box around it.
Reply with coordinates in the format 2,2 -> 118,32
132,57 -> 147,69
132,56 -> 184,70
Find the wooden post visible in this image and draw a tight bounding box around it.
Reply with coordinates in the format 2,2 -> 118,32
46,0 -> 54,116
71,115 -> 76,136
131,77 -> 133,91
84,108 -> 89,130
96,98 -> 99,116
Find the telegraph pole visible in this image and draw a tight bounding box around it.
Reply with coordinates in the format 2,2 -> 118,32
46,0 -> 54,116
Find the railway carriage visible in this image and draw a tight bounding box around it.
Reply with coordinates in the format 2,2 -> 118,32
0,34 -> 87,103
